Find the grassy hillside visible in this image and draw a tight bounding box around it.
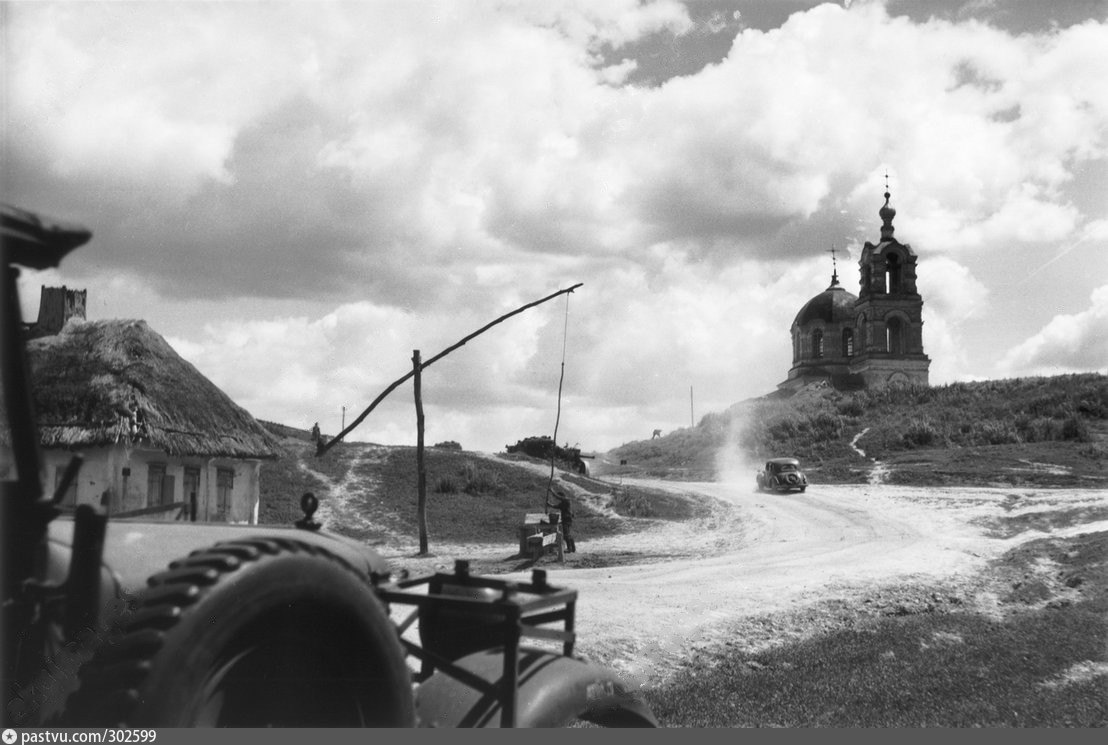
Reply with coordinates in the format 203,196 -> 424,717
611,373 -> 1108,487
256,373 -> 1106,533
256,431 -> 694,546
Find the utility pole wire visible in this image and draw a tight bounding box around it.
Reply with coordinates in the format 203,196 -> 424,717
316,282 -> 584,457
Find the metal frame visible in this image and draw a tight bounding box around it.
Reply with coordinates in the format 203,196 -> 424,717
374,560 -> 577,727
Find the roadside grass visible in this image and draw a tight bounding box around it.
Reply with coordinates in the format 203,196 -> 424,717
644,531 -> 1108,727
608,486 -> 716,520
976,504 -> 1108,539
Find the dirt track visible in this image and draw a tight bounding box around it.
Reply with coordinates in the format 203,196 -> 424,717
382,476 -> 1108,690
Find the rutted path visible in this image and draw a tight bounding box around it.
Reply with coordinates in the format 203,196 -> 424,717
297,445 -> 397,538
849,426 -> 888,485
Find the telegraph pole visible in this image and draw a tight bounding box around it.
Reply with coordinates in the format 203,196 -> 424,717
690,386 -> 694,427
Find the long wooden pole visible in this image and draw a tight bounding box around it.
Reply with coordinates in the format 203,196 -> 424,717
413,350 -> 429,555
545,294 -> 571,502
316,282 -> 583,456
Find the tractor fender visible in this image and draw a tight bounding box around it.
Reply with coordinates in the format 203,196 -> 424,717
415,647 -> 657,728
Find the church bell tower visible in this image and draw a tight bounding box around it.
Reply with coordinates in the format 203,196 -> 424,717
849,185 -> 930,388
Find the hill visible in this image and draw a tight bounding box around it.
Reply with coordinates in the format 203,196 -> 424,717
255,427 -> 712,559
609,373 -> 1108,488
253,373 -> 1106,551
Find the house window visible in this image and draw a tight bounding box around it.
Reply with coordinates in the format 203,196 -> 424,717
216,468 -> 234,520
147,463 -> 173,507
842,328 -> 854,357
812,329 -> 824,359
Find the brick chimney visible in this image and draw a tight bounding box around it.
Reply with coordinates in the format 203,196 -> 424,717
29,285 -> 86,338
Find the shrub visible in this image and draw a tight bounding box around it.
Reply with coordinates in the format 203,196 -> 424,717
434,476 -> 458,494
972,421 -> 1021,446
611,491 -> 656,518
837,397 -> 865,417
810,411 -> 844,439
461,460 -> 502,494
1077,397 -> 1107,418
1061,416 -> 1090,442
434,440 -> 463,451
902,419 -> 939,448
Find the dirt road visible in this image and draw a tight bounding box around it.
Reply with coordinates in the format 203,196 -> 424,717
367,456 -> 1108,691
485,479 -> 1108,689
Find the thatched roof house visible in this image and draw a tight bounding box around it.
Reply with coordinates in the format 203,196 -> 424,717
7,317 -> 282,523
28,319 -> 279,459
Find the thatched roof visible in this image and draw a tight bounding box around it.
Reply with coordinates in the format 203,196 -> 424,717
24,319 -> 281,459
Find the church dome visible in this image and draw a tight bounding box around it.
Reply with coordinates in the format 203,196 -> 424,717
793,281 -> 857,327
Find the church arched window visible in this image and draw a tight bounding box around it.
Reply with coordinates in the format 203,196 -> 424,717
886,316 -> 905,355
885,253 -> 901,294
812,329 -> 824,359
842,328 -> 854,357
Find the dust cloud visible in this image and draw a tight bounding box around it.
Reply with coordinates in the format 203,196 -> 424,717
713,410 -> 759,486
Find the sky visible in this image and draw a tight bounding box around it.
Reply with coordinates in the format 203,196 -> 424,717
3,0 -> 1107,454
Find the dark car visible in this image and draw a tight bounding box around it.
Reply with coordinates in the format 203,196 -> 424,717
1,204 -> 656,728
756,457 -> 808,493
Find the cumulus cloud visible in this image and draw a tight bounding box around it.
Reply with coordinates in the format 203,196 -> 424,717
5,1 -> 1106,451
162,255 -> 804,451
914,256 -> 989,383
997,285 -> 1108,377
9,1 -> 1105,298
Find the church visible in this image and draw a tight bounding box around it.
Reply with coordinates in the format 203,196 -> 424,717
778,188 -> 930,392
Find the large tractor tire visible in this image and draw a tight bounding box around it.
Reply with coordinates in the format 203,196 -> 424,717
64,538 -> 415,727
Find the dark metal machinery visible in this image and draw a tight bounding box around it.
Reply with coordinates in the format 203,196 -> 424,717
377,560 -> 578,727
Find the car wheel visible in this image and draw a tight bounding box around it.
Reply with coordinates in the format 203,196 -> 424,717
63,538 -> 415,727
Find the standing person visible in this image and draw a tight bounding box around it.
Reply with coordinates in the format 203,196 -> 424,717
546,488 -> 576,553
311,422 -> 321,443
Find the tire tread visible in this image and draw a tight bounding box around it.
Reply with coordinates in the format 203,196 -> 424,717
64,538 -> 369,726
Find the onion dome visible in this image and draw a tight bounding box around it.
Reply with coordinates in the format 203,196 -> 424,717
879,190 -> 896,241
793,278 -> 858,327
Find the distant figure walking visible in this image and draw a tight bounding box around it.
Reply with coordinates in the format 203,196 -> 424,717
652,429 -> 662,439
546,488 -> 576,553
311,422 -> 321,443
